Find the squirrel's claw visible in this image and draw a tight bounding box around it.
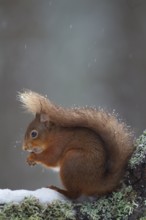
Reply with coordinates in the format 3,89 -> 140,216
27,153 -> 36,166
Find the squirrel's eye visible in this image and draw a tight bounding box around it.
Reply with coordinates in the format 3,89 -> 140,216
30,130 -> 38,139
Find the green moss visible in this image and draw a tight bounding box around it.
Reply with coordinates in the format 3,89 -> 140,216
0,197 -> 75,220
79,186 -> 137,220
130,130 -> 146,168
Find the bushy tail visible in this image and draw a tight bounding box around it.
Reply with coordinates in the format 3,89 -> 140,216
18,90 -> 134,191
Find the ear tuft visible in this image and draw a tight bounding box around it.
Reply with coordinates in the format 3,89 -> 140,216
40,113 -> 50,123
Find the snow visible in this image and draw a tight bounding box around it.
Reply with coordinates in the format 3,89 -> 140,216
0,188 -> 67,204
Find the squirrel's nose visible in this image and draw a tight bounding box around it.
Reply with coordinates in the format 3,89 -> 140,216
22,143 -> 33,152
22,144 -> 27,151
22,141 -> 28,150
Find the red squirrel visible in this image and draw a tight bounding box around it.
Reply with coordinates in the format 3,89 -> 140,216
18,90 -> 134,199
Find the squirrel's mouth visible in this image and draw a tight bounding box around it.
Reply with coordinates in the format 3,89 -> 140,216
23,145 -> 43,154
32,146 -> 43,154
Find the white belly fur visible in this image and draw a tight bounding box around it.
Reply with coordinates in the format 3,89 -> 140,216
50,167 -> 60,172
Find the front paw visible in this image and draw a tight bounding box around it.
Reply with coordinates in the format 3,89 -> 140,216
27,153 -> 36,166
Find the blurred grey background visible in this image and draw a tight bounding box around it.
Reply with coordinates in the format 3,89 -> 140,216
0,0 -> 146,190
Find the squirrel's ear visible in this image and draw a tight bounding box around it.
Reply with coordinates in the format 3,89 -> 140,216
36,113 -> 40,120
40,113 -> 50,123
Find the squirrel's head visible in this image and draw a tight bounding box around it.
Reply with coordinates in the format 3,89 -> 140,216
23,113 -> 55,154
